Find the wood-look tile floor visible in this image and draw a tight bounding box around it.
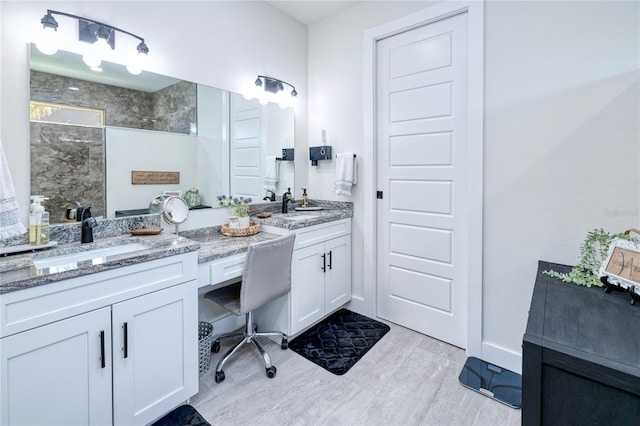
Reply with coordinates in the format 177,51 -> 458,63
192,320 -> 521,426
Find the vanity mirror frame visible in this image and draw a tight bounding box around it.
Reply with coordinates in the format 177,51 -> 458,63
28,44 -> 296,224
162,196 -> 189,235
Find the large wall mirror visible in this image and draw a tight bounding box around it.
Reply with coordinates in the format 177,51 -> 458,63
29,44 -> 295,224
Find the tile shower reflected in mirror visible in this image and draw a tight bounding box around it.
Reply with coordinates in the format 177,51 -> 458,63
28,44 -> 295,224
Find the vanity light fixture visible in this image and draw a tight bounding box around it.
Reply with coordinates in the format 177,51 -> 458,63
245,75 -> 298,108
36,10 -> 149,75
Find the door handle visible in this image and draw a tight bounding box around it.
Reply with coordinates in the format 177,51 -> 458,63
328,250 -> 333,270
123,322 -> 128,359
99,330 -> 106,369
321,253 -> 326,272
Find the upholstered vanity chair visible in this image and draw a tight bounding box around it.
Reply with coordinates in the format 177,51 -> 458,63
204,234 -> 296,383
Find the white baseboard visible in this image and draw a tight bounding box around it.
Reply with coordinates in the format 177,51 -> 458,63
346,296 -> 377,318
481,341 -> 522,375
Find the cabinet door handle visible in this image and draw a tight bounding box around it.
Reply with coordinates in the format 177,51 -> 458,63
99,330 -> 106,369
328,250 -> 333,270
321,253 -> 326,272
123,322 -> 129,359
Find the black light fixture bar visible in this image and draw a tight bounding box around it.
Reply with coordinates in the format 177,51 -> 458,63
41,9 -> 149,54
256,75 -> 297,97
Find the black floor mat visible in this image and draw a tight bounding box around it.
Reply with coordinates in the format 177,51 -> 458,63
151,405 -> 211,426
288,308 -> 390,375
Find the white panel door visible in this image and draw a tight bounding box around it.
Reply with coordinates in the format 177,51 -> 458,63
376,12 -> 469,348
112,282 -> 198,426
230,96 -> 262,198
0,308 -> 112,426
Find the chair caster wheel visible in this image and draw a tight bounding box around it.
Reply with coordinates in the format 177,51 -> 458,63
211,340 -> 220,353
266,366 -> 277,378
214,370 -> 225,383
281,337 -> 288,350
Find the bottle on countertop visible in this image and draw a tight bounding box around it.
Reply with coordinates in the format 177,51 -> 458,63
29,196 -> 50,246
301,188 -> 308,208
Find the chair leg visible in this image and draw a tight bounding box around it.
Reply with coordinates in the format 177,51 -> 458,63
255,331 -> 288,349
215,336 -> 248,373
211,311 -> 285,382
250,336 -> 272,369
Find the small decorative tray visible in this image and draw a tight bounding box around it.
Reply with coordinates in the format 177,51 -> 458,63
220,221 -> 261,237
256,212 -> 272,218
130,228 -> 163,236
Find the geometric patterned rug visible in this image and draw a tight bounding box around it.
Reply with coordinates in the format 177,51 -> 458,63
150,404 -> 211,426
288,308 -> 390,375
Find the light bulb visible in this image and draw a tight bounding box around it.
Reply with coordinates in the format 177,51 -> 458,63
83,51 -> 101,68
289,94 -> 299,109
126,54 -> 145,75
277,92 -> 290,109
36,27 -> 58,55
83,34 -> 112,69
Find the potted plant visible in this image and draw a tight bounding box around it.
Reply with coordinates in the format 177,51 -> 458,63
544,228 -> 636,287
217,195 -> 252,228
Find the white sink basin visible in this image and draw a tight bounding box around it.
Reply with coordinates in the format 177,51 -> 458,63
282,214 -> 320,221
32,242 -> 149,269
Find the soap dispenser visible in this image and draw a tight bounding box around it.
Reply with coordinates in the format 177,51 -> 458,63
301,188 -> 308,209
29,196 -> 50,246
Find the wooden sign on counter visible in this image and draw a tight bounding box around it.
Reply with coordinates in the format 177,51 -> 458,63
131,171 -> 180,185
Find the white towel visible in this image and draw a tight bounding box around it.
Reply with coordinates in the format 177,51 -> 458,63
263,156 -> 278,192
0,141 -> 27,239
334,153 -> 358,196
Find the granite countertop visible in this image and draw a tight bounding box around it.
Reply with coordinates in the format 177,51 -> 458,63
0,232 -> 200,294
180,227 -> 282,264
0,200 -> 353,294
253,209 -> 351,230
250,200 -> 353,230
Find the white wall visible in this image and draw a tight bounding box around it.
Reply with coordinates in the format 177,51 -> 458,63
105,127 -> 197,217
482,0 -> 639,370
308,0 -> 639,372
0,0 -> 307,227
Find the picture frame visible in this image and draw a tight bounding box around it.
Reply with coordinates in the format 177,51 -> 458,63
599,238 -> 640,297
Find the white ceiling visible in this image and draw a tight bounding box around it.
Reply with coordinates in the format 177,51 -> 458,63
266,1 -> 361,25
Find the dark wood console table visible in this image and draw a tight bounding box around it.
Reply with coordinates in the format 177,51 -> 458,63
522,261 -> 640,425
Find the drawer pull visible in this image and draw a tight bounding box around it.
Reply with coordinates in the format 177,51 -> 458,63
328,250 -> 333,270
123,322 -> 129,359
321,253 -> 326,273
99,330 -> 106,368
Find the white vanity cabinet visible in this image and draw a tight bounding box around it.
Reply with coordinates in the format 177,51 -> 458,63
0,252 -> 198,426
291,234 -> 351,334
0,307 -> 113,425
258,218 -> 352,336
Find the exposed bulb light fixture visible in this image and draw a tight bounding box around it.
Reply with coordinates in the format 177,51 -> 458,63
36,10 -> 150,75
245,75 -> 298,108
126,41 -> 149,75
35,11 -> 59,55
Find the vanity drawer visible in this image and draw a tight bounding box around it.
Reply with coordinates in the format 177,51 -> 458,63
201,253 -> 246,288
292,219 -> 351,250
0,252 -> 197,338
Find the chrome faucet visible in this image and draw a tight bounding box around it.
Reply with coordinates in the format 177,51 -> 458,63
281,188 -> 294,213
81,206 -> 97,243
263,190 -> 276,202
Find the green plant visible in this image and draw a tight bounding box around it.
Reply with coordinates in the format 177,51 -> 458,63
217,195 -> 252,217
544,228 -> 635,287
